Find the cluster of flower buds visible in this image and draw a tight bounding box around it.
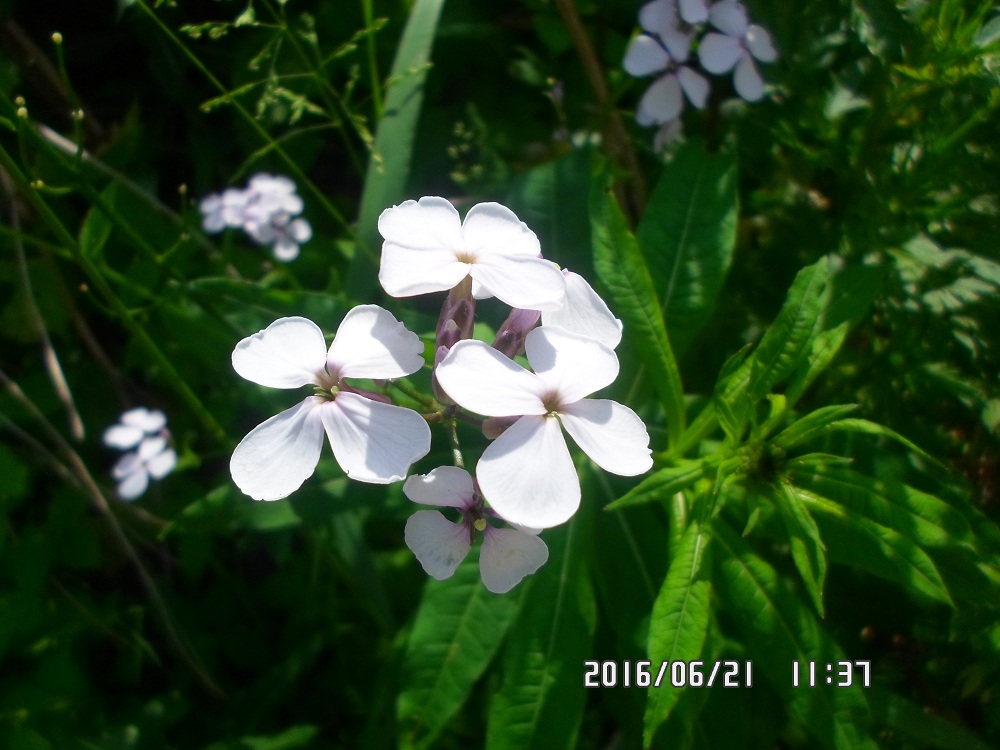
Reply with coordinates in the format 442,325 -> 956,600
199,173 -> 312,261
623,0 -> 777,147
229,197 -> 652,592
103,407 -> 177,500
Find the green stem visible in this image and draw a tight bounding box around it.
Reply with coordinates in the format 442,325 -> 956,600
135,0 -> 353,238
0,140 -> 228,444
361,0 -> 384,118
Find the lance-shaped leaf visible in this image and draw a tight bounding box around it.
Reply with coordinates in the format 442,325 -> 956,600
349,0 -> 446,297
637,142 -> 738,356
605,460 -> 713,511
591,178 -> 684,444
747,258 -> 830,402
397,546 -> 521,750
644,518 -> 712,746
789,466 -> 975,551
771,404 -> 860,451
714,524 -> 878,750
793,485 -> 953,607
485,502 -> 596,750
769,481 -> 827,616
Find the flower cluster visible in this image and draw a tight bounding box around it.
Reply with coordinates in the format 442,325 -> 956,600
230,197 -> 652,593
103,407 -> 177,500
199,173 -> 312,261
623,0 -> 777,146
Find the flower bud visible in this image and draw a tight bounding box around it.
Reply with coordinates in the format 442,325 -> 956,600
491,308 -> 541,359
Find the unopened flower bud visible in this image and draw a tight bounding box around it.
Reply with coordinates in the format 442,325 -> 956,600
16,107 -> 28,119
51,32 -> 63,45
491,308 -> 541,359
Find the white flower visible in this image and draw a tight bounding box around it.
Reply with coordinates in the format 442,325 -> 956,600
435,327 -> 653,529
542,269 -> 622,349
623,29 -> 709,126
103,407 -> 177,501
199,188 -> 250,233
403,466 -> 548,594
377,196 -> 567,312
230,306 -> 431,500
245,211 -> 313,262
698,0 -> 777,102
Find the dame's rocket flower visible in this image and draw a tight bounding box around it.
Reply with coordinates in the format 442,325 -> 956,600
436,327 -> 652,529
698,0 -> 777,102
230,306 -> 431,500
377,197 -> 566,312
543,269 -> 622,350
403,466 -> 548,594
103,407 -> 177,501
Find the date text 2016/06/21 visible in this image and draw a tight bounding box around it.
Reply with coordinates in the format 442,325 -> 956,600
583,660 -> 753,689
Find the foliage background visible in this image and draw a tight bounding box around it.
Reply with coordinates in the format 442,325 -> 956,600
0,0 -> 999,748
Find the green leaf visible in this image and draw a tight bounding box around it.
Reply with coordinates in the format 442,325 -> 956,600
783,322 -> 850,405
791,466 -> 975,551
591,177 -> 684,444
605,461 -> 712,511
79,192 -> 115,262
644,519 -> 712,746
714,525 -> 878,750
771,404 -> 859,451
824,418 -> 947,470
204,725 -> 320,750
637,142 -> 738,355
870,689 -> 997,750
794,486 -> 953,607
485,509 -> 596,750
397,546 -> 521,750
769,482 -> 827,615
747,258 -> 830,402
348,0 -> 446,297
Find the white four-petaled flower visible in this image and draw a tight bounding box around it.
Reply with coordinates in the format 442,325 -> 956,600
103,407 -> 177,501
377,197 -> 566,312
230,306 -> 431,500
698,0 -> 778,102
436,327 -> 652,529
543,269 -> 623,350
403,466 -> 548,594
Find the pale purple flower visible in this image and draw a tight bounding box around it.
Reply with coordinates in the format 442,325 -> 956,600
103,407 -> 177,501
403,466 -> 548,594
698,0 -> 777,102
623,6 -> 710,127
198,173 -> 311,261
377,197 -> 567,312
230,306 -> 431,500
435,327 -> 652,529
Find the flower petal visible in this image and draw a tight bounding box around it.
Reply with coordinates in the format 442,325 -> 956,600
378,196 -> 465,250
378,197 -> 471,297
698,32 -> 743,73
121,407 -> 167,433
117,468 -> 150,501
404,510 -> 471,580
320,393 -> 430,484
660,27 -> 693,62
477,415 -> 580,529
637,73 -> 684,124
112,451 -> 141,480
745,24 -> 777,62
678,0 -> 709,24
733,52 -> 765,101
479,527 -> 549,593
103,424 -> 144,450
378,243 -> 471,298
403,465 -> 475,509
623,35 -> 670,77
470,254 -> 566,312
327,304 -> 425,380
230,397 -> 325,500
272,238 -> 300,262
146,448 -> 177,480
461,202 -> 542,259
678,66 -> 710,109
558,399 -> 653,476
542,271 -> 623,350
638,0 -> 678,33
137,435 -> 168,461
708,0 -> 748,36
525,327 -> 620,405
436,340 -> 547,417
232,316 -> 328,389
